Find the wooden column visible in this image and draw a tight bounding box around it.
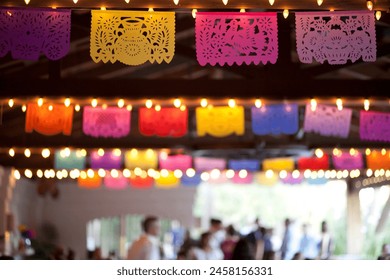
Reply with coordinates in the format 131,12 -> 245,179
375,189 -> 390,234
346,180 -> 363,255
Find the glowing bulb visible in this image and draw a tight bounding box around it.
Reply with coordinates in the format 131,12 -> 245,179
73,0 -> 78,3
304,170 -> 311,179
192,9 -> 197,19
228,99 -> 236,108
24,148 -> 31,158
265,170 -> 274,179
56,171 -> 63,180
381,148 -> 387,155
113,148 -> 121,157
24,0 -> 30,5
64,98 -> 71,107
79,171 -> 87,180
37,98 -> 43,107
210,169 -> 221,180
8,99 -> 14,108
37,170 -> 43,178
365,148 -> 371,156
292,170 -> 300,179
24,169 -> 33,179
9,148 -> 15,157
333,148 -> 340,157
98,169 -> 106,177
102,103 -> 108,110
155,104 -> 161,111
111,169 -> 119,178
80,149 -> 87,157
118,99 -> 125,108
310,98 -> 317,111
226,169 -> 235,179
375,11 -> 382,20
364,99 -> 370,111
75,104 -> 81,112
173,98 -> 181,108
146,149 -> 154,158
317,0 -> 323,6
174,169 -> 183,179
126,105 -> 132,111
201,172 -> 210,181
134,167 -> 142,177
87,169 -> 95,178
240,9 -> 245,13
222,0 -> 228,5
349,148 -> 357,156
101,7 -> 106,11
62,170 -> 68,178
48,105 -> 53,111
130,148 -> 138,157
97,148 -> 105,157
147,169 -> 156,178
173,0 -> 179,5
160,169 -> 169,177
336,98 -> 343,110
159,151 -> 168,160
269,0 -> 275,6
148,8 -> 154,12
145,99 -> 153,109
125,0 -> 130,3
180,105 -> 186,111
64,147 -> 71,157
283,9 -> 289,19
279,170 -> 288,179
366,1 -> 373,11
123,169 -> 131,178
255,99 -> 262,108
315,148 -> 324,158
41,148 -> 51,158
318,170 -> 325,178
186,168 -> 196,178
200,98 -> 208,108
239,170 -> 248,179
22,105 -> 27,112
366,169 -> 373,177
91,98 -> 98,108
14,170 -> 21,180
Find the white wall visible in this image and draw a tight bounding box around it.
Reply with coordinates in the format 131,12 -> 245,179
11,179 -> 197,259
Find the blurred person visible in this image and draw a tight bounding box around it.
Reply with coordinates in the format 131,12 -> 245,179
299,224 -> 319,260
292,252 -> 304,260
191,232 -> 223,260
378,244 -> 390,260
91,247 -> 103,260
127,216 -> 161,260
280,218 -> 298,260
179,229 -> 197,257
263,228 -> 276,260
107,250 -> 118,260
209,218 -> 225,250
231,238 -> 255,260
176,249 -> 188,260
318,221 -> 334,260
66,248 -> 76,260
220,225 -> 239,260
245,218 -> 263,248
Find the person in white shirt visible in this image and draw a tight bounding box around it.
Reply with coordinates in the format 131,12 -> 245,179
191,232 -> 223,260
127,216 -> 161,260
318,221 -> 334,260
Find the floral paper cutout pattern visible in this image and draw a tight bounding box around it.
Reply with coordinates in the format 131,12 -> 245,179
83,106 -> 131,138
360,110 -> 390,143
196,12 -> 278,66
298,154 -> 329,171
0,7 -> 71,61
54,150 -> 86,170
124,149 -> 158,170
262,158 -> 295,172
295,11 -> 376,65
159,154 -> 192,171
25,103 -> 73,136
366,150 -> 390,170
139,107 -> 187,137
90,151 -> 122,170
196,106 -> 245,137
332,151 -> 364,170
194,157 -> 226,171
303,104 -> 352,138
91,10 -> 175,66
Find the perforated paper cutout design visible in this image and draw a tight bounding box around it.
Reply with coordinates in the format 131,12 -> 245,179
232,172 -> 254,184
360,110 -> 390,143
124,150 -> 158,170
332,152 -> 364,170
194,157 -> 226,171
90,151 -> 122,170
83,106 -> 131,138
25,103 -> 73,136
155,171 -> 179,188
54,150 -> 86,170
295,11 -> 376,65
139,107 -> 187,137
262,158 -> 295,172
257,172 -> 279,186
228,160 -> 259,171
303,104 -> 352,138
181,173 -> 202,187
366,150 -> 390,170
298,154 -> 329,170
195,12 -> 278,66
159,154 -> 192,171
91,10 -> 175,66
0,7 -> 71,61
281,174 -> 304,185
104,171 -> 128,190
129,175 -> 154,189
78,173 -> 102,189
251,104 -> 299,135
196,106 -> 245,137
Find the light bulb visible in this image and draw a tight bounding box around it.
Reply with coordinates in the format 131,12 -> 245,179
9,148 -> 15,157
315,148 -> 324,158
279,170 -> 288,179
8,99 -> 14,108
37,98 -> 43,107
226,169 -> 235,179
367,1 -> 373,11
336,98 -> 343,110
333,148 -> 340,157
222,0 -> 228,5
255,99 -> 262,108
310,98 -> 317,111
180,105 -> 186,111
80,149 -> 87,157
123,169 -> 131,178
210,169 -> 221,180
64,98 -> 71,107
56,171 -> 63,180
41,148 -> 51,158
125,0 -> 130,3
148,8 -> 154,12
375,11 -> 381,20
48,105 -> 53,111
240,9 -> 245,13
239,170 -> 248,178
201,172 -> 210,181
228,99 -> 236,108
364,99 -> 370,111
155,104 -> 161,111
73,0 -> 78,3
24,148 -> 31,158
14,170 -> 21,180
22,105 -> 27,112
173,0 -> 179,5
102,103 -> 108,110
283,9 -> 289,19
186,168 -> 196,178
113,148 -> 121,157
173,98 -> 181,108
126,105 -> 132,111
317,0 -> 323,6
37,170 -> 43,178
91,98 -> 98,108
349,148 -> 357,156
381,148 -> 387,155
192,9 -> 197,19
24,0 -> 30,5
75,104 -> 81,112
87,169 -> 95,178
98,169 -> 106,177
265,170 -> 274,179
292,170 -> 300,179
62,170 -> 68,178
269,0 -> 275,6
174,169 -> 183,179
118,99 -> 125,108
97,148 -> 105,157
111,169 -> 119,178
365,148 -> 371,156
101,7 -> 106,11
200,98 -> 208,108
145,99 -> 153,109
